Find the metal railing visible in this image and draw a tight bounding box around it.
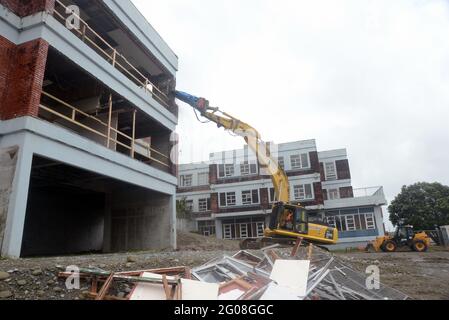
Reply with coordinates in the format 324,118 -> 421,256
53,0 -> 171,111
352,186 -> 384,198
39,91 -> 171,169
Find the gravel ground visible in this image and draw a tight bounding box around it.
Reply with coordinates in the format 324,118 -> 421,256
336,248 -> 449,300
0,233 -> 448,300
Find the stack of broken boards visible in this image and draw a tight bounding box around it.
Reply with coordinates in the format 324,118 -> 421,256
58,244 -> 410,300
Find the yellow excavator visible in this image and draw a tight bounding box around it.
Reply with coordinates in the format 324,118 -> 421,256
175,91 -> 338,249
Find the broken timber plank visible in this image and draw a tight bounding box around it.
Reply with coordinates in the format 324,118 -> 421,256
291,237 -> 303,257
95,272 -> 115,300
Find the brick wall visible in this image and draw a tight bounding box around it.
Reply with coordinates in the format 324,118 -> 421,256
260,188 -> 269,209
0,0 -> 55,17
210,193 -> 219,214
0,37 -> 15,111
319,162 -> 325,181
209,164 -> 217,185
339,186 -> 354,199
0,37 -> 49,121
336,159 -> 351,180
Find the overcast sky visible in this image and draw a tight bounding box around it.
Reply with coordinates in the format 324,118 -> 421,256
132,0 -> 449,230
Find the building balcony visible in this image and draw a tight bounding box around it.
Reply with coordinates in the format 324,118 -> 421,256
37,47 -> 174,174
52,0 -> 177,116
324,186 -> 387,209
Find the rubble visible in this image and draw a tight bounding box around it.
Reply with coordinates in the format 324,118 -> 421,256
57,242 -> 410,300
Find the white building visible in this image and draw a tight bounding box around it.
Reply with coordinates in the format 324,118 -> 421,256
177,140 -> 387,249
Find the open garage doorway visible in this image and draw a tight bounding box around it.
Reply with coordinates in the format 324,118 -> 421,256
20,155 -> 173,257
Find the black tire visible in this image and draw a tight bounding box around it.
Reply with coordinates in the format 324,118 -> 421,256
382,240 -> 397,253
412,240 -> 428,252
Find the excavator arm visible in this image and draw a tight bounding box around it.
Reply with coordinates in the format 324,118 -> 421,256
175,91 -> 290,203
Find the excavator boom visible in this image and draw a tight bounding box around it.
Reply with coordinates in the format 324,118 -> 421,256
175,90 -> 338,247
175,91 -> 290,203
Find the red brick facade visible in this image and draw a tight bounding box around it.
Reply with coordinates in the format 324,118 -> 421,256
0,37 -> 49,120
210,193 -> 219,214
260,187 -> 270,209
0,0 -> 55,17
336,159 -> 351,180
339,186 -> 354,199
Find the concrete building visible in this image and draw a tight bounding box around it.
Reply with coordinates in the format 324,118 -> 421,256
177,140 -> 387,249
0,0 -> 178,258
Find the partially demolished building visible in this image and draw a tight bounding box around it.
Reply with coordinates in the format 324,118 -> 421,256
0,0 -> 178,258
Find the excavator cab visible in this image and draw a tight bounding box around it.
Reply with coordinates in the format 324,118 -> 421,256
269,203 -> 308,234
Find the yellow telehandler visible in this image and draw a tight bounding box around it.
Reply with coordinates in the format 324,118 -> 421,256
366,225 -> 431,253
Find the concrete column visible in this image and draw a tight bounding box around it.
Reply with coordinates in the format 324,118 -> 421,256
215,219 -> 223,240
375,206 -> 386,236
102,192 -> 112,253
0,134 -> 33,258
169,194 -> 177,250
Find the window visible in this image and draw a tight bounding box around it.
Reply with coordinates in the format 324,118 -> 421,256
328,189 -> 339,200
185,200 -> 194,212
291,153 -> 310,170
240,162 -> 250,176
220,192 -> 236,207
345,215 -> 356,231
198,198 -> 209,212
277,157 -> 285,170
291,155 -> 302,169
240,161 -> 257,176
301,153 -> 309,168
223,224 -> 233,240
241,189 -> 260,205
325,162 -> 337,181
225,164 -> 234,177
326,216 -> 337,228
269,188 -> 278,203
240,224 -> 249,238
218,164 -> 225,178
227,193 -> 236,206
198,172 -> 209,186
365,213 -> 376,230
256,222 -> 265,237
325,209 -> 376,232
180,175 -> 193,187
242,191 -> 252,205
293,184 -> 313,200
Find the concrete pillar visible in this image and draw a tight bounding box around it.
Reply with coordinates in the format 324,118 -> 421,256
375,207 -> 386,236
215,219 -> 223,240
102,192 -> 112,253
169,194 -> 177,250
0,135 -> 33,258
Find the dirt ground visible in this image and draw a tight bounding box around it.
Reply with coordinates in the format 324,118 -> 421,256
336,248 -> 449,300
0,233 -> 448,300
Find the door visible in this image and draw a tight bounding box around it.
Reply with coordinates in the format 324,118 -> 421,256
294,208 -> 309,234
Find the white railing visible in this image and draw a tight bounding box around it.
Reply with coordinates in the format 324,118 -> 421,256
352,186 -> 384,198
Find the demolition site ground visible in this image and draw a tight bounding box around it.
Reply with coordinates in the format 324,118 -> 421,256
0,233 -> 448,300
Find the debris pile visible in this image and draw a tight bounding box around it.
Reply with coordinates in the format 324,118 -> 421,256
58,241 -> 409,300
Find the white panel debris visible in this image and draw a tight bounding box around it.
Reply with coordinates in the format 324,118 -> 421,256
269,260 -> 310,297
181,279 -> 219,300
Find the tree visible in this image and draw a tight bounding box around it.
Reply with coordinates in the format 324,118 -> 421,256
176,198 -> 192,219
389,182 -> 449,230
